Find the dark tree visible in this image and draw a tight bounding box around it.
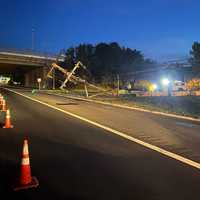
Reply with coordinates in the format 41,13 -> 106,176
63,42 -> 156,83
190,42 -> 200,73
64,47 -> 76,69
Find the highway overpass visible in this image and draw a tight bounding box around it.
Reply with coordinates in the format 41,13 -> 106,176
0,49 -> 64,87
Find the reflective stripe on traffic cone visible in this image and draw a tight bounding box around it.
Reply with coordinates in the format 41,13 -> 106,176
20,140 -> 31,185
14,139 -> 39,191
3,109 -> 13,128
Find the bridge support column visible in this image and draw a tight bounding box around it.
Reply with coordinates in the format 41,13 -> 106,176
25,66 -> 51,88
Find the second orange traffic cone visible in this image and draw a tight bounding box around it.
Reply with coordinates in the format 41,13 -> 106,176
3,109 -> 13,128
14,139 -> 39,191
1,99 -> 6,111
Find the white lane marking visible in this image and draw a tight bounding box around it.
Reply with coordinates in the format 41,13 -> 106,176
176,121 -> 199,128
5,88 -> 200,170
44,92 -> 200,122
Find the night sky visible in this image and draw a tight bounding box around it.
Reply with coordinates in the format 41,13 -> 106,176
0,0 -> 200,61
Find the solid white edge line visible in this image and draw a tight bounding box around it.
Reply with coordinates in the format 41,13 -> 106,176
5,88 -> 200,170
44,91 -> 200,122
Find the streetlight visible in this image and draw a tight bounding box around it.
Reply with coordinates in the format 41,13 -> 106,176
162,78 -> 170,86
37,78 -> 41,90
32,28 -> 35,51
161,78 -> 170,96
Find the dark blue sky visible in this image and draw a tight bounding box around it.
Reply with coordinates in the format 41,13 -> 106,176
0,0 -> 200,61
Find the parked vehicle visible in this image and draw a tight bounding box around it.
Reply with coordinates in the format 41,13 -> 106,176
0,76 -> 10,85
172,80 -> 186,91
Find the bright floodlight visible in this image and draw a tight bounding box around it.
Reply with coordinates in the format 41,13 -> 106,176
162,78 -> 170,86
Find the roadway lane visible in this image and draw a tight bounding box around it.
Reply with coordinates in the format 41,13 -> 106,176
0,89 -> 200,200
10,88 -> 200,163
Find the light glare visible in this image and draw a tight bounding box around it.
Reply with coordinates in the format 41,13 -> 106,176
162,78 -> 170,86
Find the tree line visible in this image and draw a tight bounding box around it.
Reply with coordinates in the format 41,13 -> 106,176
61,42 -> 155,83
58,41 -> 200,87
190,41 -> 200,74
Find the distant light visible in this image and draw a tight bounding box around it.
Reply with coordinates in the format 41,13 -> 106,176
162,78 -> 170,86
60,53 -> 66,58
152,84 -> 157,90
149,83 -> 157,92
37,78 -> 41,83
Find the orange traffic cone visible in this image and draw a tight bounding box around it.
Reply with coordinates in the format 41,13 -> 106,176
0,95 -> 3,105
3,109 -> 13,128
0,97 -> 2,109
14,139 -> 39,191
1,99 -> 6,111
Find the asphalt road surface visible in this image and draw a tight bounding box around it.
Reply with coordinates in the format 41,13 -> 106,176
13,88 -> 200,163
0,88 -> 200,200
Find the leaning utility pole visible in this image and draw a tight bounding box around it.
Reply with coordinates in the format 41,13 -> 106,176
52,68 -> 55,90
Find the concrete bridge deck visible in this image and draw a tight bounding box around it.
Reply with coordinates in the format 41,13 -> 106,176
0,49 -> 65,87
